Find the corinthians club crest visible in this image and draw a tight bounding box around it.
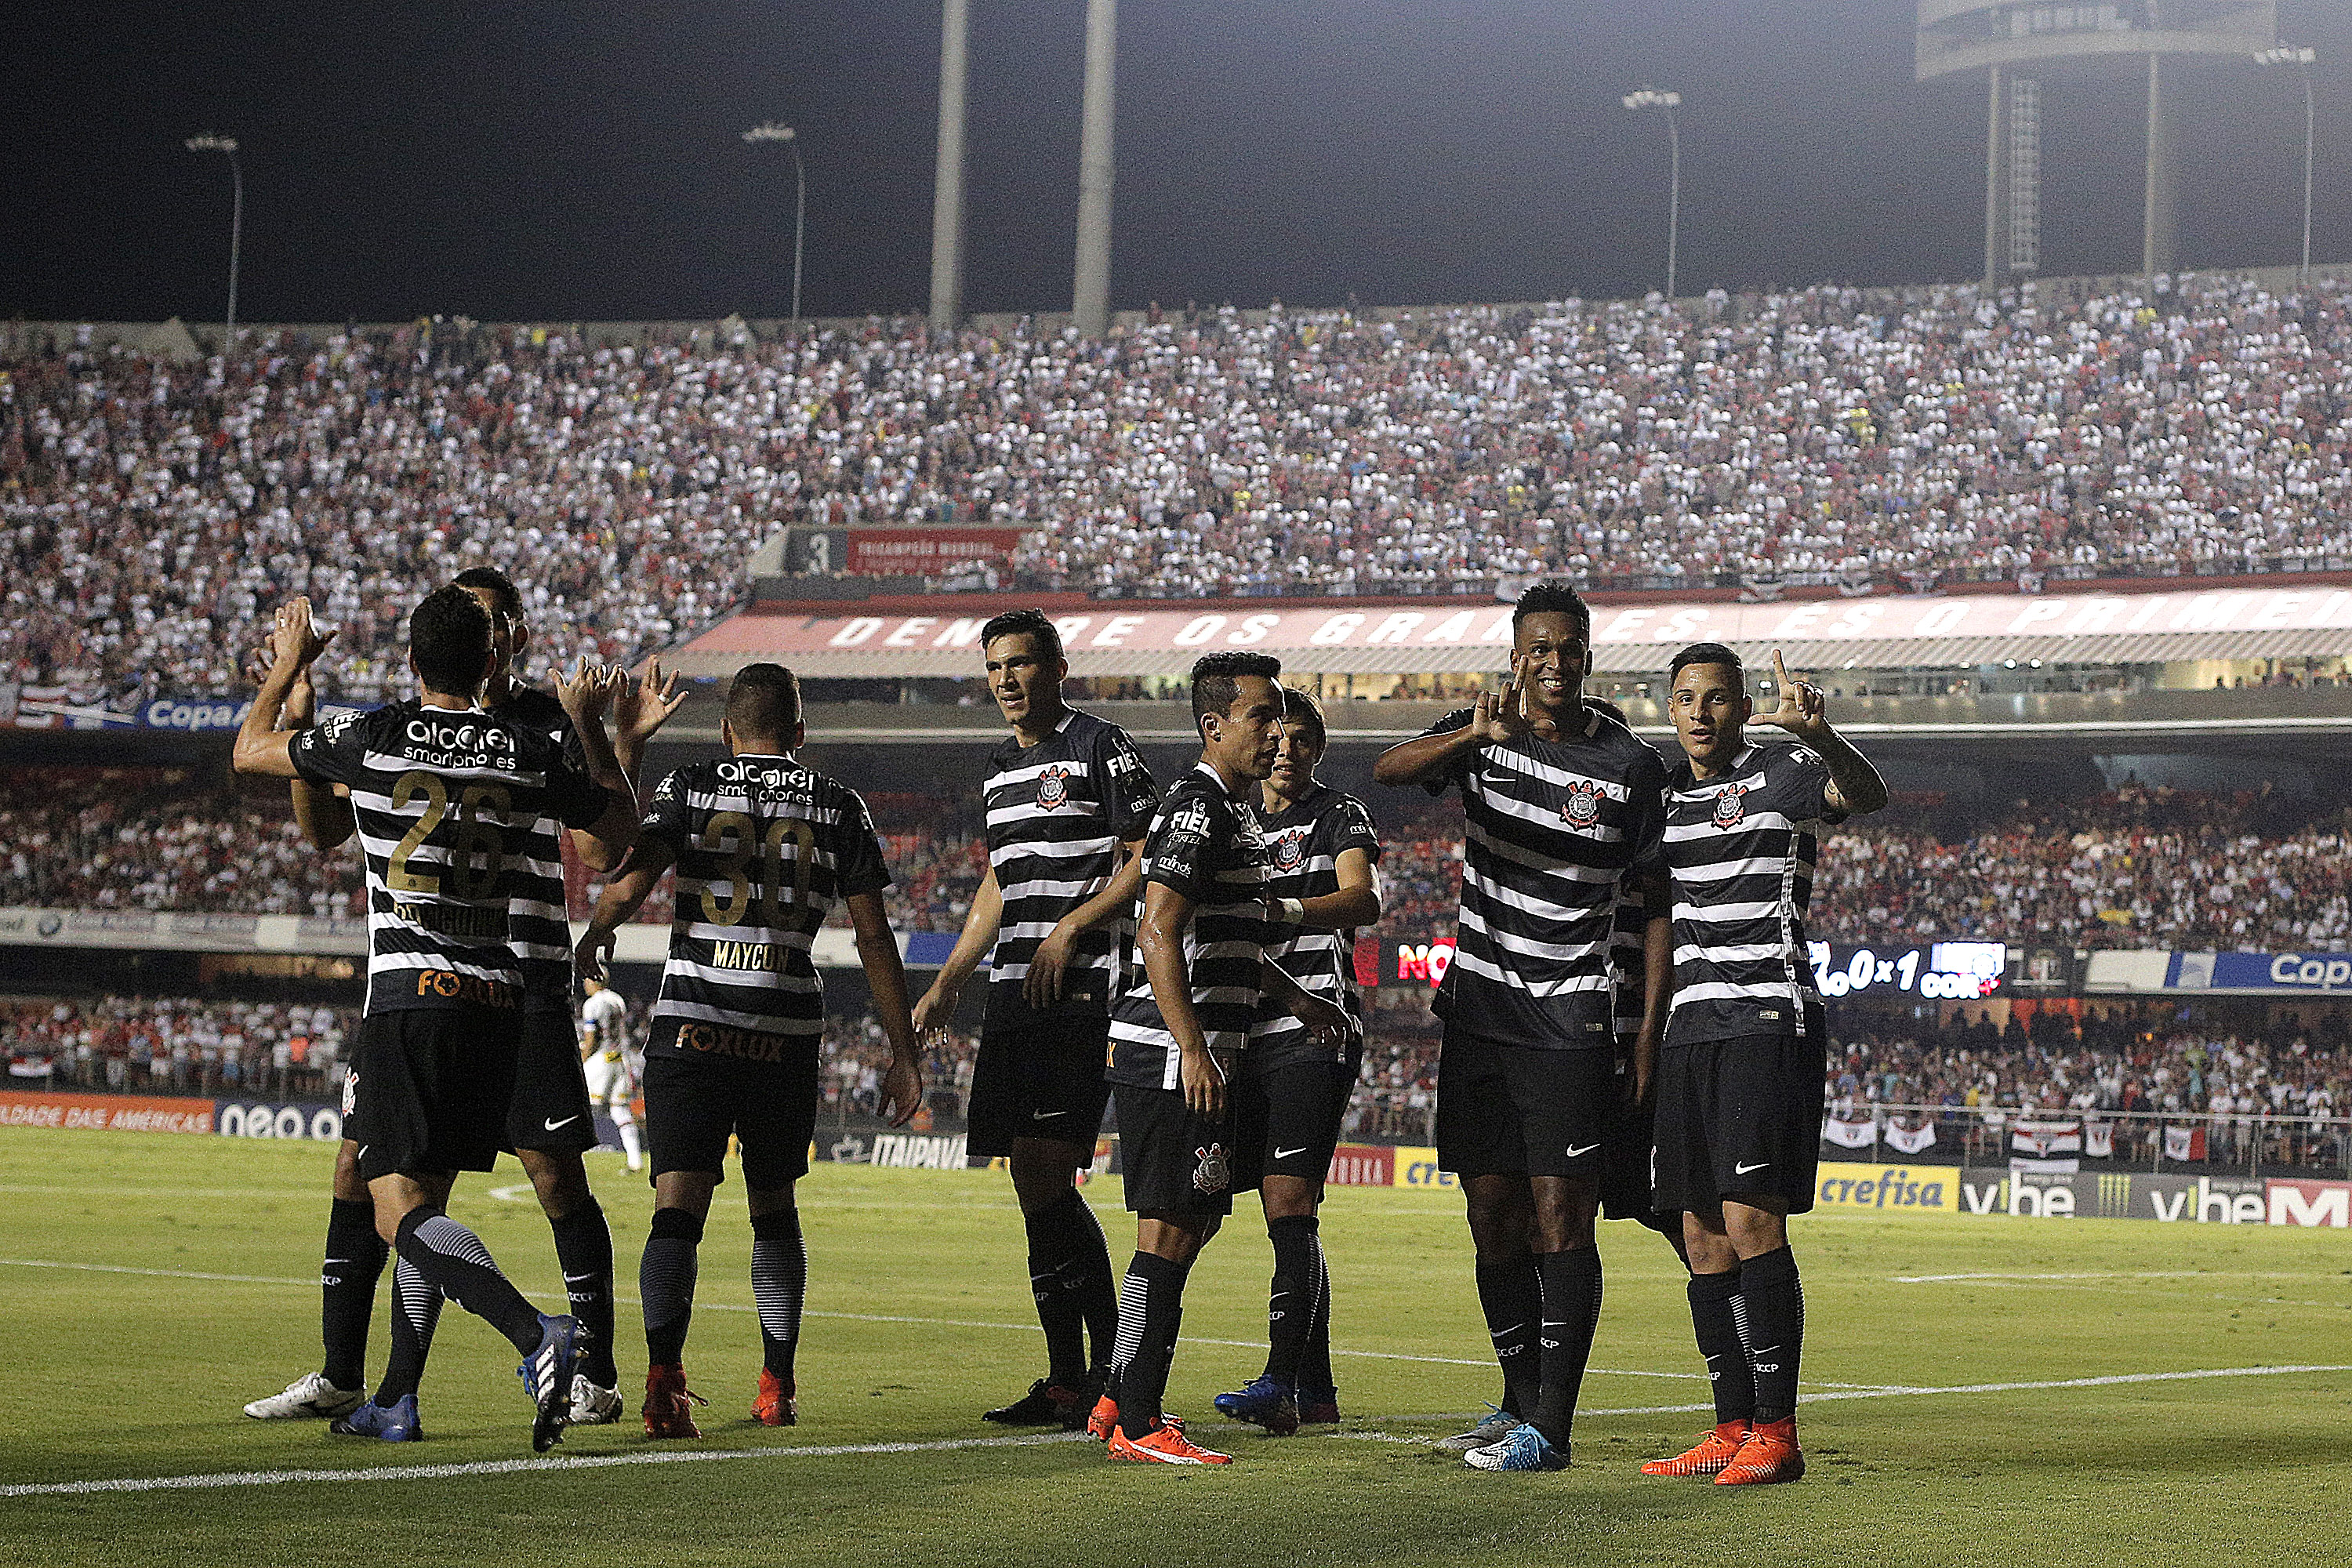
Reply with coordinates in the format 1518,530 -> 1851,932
1711,782 -> 1749,829
1272,829 -> 1307,873
1192,1142 -> 1231,1195
1559,779 -> 1602,831
1036,765 -> 1070,811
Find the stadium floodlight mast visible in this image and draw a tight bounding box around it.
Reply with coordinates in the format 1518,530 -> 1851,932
743,122 -> 806,328
183,133 -> 242,352
1622,87 -> 1681,301
2252,45 -> 2318,282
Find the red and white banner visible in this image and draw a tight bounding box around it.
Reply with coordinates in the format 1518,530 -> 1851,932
690,583 -> 2352,666
1327,1144 -> 1397,1187
0,1090 -> 216,1134
2163,1125 -> 2209,1163
1886,1119 -> 1937,1156
2012,1119 -> 2084,1156
2085,1121 -> 2114,1159
2266,1178 -> 2351,1227
844,528 -> 1024,576
1822,1116 -> 1878,1149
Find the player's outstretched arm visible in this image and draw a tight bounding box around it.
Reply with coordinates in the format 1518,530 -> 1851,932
233,597 -> 331,779
846,891 -> 924,1127
557,662 -> 641,869
278,662 -> 358,850
1138,880 -> 1224,1117
913,862 -> 1003,1037
1371,665 -> 1530,787
574,837 -> 674,989
1025,834 -> 1146,1007
1755,648 -> 1889,817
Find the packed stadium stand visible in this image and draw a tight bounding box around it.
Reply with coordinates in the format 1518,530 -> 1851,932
8,270 -> 2352,706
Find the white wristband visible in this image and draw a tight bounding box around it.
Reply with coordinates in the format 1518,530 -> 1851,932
1274,897 -> 1306,924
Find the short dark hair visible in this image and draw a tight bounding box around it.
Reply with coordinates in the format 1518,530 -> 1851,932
1512,579 -> 1592,638
1191,651 -> 1283,735
1279,686 -> 1327,750
451,565 -> 523,623
979,608 -> 1062,664
726,662 -> 803,739
409,586 -> 494,695
1584,695 -> 1628,726
1668,642 -> 1744,684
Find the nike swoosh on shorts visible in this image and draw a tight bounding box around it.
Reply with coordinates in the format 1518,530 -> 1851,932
544,1116 -> 579,1131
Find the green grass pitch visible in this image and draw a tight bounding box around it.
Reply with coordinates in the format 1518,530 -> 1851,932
2,1127 -> 2348,1567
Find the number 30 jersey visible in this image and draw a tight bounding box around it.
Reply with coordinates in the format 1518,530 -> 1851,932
637,752 -> 892,1049
290,702 -> 611,1015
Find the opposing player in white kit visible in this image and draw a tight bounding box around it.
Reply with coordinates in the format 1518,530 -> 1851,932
580,978 -> 642,1173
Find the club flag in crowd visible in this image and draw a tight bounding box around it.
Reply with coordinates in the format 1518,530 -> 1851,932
2011,1120 -> 2083,1157
1822,1115 -> 1878,1149
1885,1119 -> 1936,1156
2163,1126 -> 2208,1163
2084,1121 -> 2114,1159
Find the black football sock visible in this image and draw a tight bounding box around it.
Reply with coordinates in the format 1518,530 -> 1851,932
1299,1225 -> 1336,1399
1737,1247 -> 1805,1425
750,1208 -> 808,1381
1262,1214 -> 1320,1391
1473,1252 -> 1544,1418
320,1197 -> 388,1390
392,1209 -> 544,1356
1530,1246 -> 1603,1449
1024,1191 -> 1091,1386
1687,1268 -> 1755,1426
374,1258 -> 444,1404
1063,1192 -> 1120,1377
549,1197 -> 618,1387
641,1207 -> 704,1367
1111,1251 -> 1187,1439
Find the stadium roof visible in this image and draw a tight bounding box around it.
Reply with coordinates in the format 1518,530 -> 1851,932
672,583 -> 2352,680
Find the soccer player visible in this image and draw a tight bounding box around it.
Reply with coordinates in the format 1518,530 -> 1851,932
1641,644 -> 1886,1486
234,590 -> 642,1452
1087,652 -> 1355,1466
581,977 -> 642,1173
1371,581 -> 1671,1473
1212,686 -> 1381,1436
577,662 -> 923,1439
912,609 -> 1157,1428
241,568 -> 680,1429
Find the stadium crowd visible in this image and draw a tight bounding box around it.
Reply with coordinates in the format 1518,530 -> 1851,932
7,270 -> 2352,706
6,995 -> 353,1098
7,768 -> 2350,957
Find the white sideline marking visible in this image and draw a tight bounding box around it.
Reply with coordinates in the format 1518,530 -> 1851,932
7,1365 -> 2347,1499
0,1432 -> 1093,1499
1896,1271 -> 2212,1283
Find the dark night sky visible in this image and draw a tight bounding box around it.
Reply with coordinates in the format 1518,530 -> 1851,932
5,2 -> 2350,324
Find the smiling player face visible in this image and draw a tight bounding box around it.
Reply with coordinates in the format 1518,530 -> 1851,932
1512,611 -> 1587,720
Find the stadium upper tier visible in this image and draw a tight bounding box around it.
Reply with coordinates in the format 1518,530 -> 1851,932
5,269 -> 2350,706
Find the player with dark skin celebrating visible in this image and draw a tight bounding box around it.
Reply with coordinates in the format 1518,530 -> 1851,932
1642,644 -> 1885,1486
1373,581 -> 1672,1473
914,611 -> 1156,1428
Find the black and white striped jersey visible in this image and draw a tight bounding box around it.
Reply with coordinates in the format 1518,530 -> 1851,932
289,702 -> 609,1015
638,752 -> 891,1050
485,684 -> 589,1014
981,708 -> 1159,1013
1662,739 -> 1844,1046
1415,703 -> 1670,1050
1107,763 -> 1273,1090
1247,784 -> 1380,1074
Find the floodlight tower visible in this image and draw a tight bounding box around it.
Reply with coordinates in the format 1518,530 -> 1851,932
1918,1 -> 2277,285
